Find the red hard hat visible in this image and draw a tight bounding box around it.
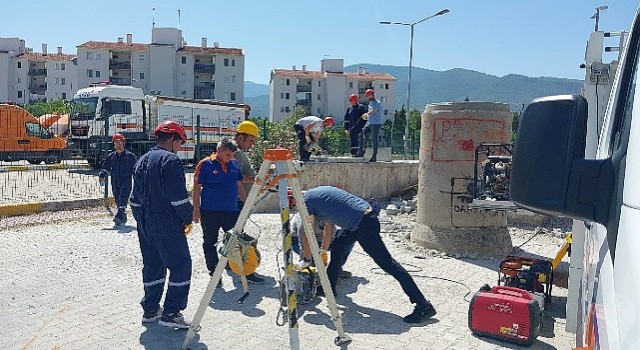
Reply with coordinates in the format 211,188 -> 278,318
112,133 -> 126,142
323,116 -> 335,127
348,94 -> 358,103
155,120 -> 187,143
364,89 -> 375,96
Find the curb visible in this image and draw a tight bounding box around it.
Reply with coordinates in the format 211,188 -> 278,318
0,164 -> 93,173
0,197 -> 115,218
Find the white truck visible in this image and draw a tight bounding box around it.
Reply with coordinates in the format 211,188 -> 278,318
68,84 -> 247,166
510,5 -> 640,349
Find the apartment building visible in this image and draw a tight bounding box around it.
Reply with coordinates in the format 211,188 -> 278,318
269,58 -> 396,123
76,28 -> 244,102
0,38 -> 76,104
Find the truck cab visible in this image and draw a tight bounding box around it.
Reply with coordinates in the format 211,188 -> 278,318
510,6 -> 640,349
68,84 -> 147,166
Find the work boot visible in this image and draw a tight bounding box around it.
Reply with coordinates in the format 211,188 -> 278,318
246,273 -> 265,284
142,307 -> 163,323
403,302 -> 437,324
158,312 -> 190,329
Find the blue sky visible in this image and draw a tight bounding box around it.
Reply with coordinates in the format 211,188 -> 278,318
2,1 -> 637,84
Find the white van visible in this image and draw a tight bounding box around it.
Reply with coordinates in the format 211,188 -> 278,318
510,5 -> 640,349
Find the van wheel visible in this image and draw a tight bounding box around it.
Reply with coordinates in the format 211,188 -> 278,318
44,151 -> 62,164
28,159 -> 43,165
87,158 -> 102,169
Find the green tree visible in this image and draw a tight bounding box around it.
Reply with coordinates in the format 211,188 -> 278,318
24,99 -> 71,117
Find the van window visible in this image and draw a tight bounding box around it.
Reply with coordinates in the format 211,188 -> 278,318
25,122 -> 51,139
100,100 -> 132,119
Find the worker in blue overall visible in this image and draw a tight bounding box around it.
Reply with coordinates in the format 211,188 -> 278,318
130,121 -> 194,329
99,133 -> 137,225
299,186 -> 436,324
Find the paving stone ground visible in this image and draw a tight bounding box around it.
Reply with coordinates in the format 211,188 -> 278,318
0,208 -> 575,350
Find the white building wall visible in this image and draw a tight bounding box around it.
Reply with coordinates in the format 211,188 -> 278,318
176,52 -> 194,98
45,59 -> 76,101
215,54 -> 243,103
0,53 -> 11,102
13,58 -> 28,105
76,48 -> 109,88
149,45 -> 176,96
131,49 -> 150,93
324,73 -> 347,121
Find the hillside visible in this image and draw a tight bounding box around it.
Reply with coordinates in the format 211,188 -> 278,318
243,64 -> 583,118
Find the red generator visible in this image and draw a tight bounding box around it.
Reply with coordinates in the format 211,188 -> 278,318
468,285 -> 542,346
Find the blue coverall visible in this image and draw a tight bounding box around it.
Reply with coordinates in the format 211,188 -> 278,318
130,146 -> 194,316
99,150 -> 137,223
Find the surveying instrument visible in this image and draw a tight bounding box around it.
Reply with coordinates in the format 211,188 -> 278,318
182,149 -> 352,349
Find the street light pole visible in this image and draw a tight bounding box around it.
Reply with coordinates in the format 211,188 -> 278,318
381,9 -> 449,159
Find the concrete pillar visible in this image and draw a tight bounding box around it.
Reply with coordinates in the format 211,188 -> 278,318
412,102 -> 513,256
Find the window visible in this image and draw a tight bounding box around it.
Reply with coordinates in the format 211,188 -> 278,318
231,59 -> 236,67
55,77 -> 60,85
181,90 -> 187,96
18,91 -> 23,98
139,72 -> 144,80
61,63 -> 66,70
280,93 -> 284,99
17,62 -> 22,69
224,76 -> 230,84
16,77 -> 21,83
95,53 -> 101,60
181,56 -> 187,64
349,82 -> 353,88
139,54 -> 144,62
95,70 -> 101,78
280,106 -> 285,113
286,79 -> 290,86
285,106 -> 291,112
87,69 -> 93,78
62,93 -> 67,100
318,81 -> 322,87
385,83 -> 390,89
86,52 -> 93,60
230,92 -> 236,101
231,76 -> 236,84
181,73 -> 187,82
224,58 -> 230,66
61,78 -> 66,85
25,122 -> 50,139
317,108 -> 321,114
285,93 -> 290,100
55,63 -> 60,70
384,109 -> 389,116
317,94 -> 321,101
109,100 -> 132,114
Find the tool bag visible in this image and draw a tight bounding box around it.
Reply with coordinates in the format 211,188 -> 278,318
468,285 -> 542,346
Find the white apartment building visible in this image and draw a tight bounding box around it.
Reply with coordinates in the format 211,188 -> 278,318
0,38 -> 76,104
269,58 -> 396,123
76,28 -> 244,102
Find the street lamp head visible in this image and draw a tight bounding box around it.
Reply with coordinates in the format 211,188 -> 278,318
436,9 -> 450,16
379,21 -> 392,24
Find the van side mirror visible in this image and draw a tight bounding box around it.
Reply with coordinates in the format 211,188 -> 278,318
510,95 -> 613,225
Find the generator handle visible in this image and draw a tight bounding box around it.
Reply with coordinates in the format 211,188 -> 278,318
491,285 -> 534,300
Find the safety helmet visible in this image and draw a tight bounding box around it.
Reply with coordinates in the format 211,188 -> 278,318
154,120 -> 187,143
112,133 -> 126,142
348,94 -> 358,103
228,245 -> 261,276
236,120 -> 260,137
364,89 -> 375,96
323,116 -> 335,127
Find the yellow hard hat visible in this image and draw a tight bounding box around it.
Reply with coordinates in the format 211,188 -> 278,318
228,245 -> 261,276
237,120 -> 260,137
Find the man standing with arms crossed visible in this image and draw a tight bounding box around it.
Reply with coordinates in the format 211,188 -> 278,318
363,89 -> 383,162
343,94 -> 367,157
130,121 -> 194,329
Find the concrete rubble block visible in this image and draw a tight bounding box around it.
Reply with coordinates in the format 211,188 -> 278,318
385,204 -> 401,216
401,206 -> 413,214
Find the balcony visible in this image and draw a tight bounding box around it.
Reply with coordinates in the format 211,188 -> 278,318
110,78 -> 131,85
194,81 -> 215,88
195,88 -> 215,99
109,60 -> 131,69
296,99 -> 312,106
28,69 -> 47,76
29,83 -> 47,90
296,85 -> 312,93
194,64 -> 215,73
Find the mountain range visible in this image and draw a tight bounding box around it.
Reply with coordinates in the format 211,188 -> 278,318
244,64 -> 584,119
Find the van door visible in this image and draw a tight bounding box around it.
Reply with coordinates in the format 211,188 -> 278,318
23,122 -> 54,162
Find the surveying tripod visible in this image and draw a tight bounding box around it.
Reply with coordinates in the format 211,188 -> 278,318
182,149 -> 351,349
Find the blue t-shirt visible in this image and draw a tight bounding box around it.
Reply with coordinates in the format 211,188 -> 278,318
367,99 -> 383,125
196,157 -> 242,211
303,186 -> 370,230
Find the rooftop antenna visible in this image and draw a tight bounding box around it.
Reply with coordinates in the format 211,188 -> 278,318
591,5 -> 608,31
178,8 -> 181,29
152,7 -> 156,28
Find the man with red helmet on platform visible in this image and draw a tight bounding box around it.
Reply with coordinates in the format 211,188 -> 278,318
98,133 -> 137,225
130,120 -> 194,329
343,94 -> 367,157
